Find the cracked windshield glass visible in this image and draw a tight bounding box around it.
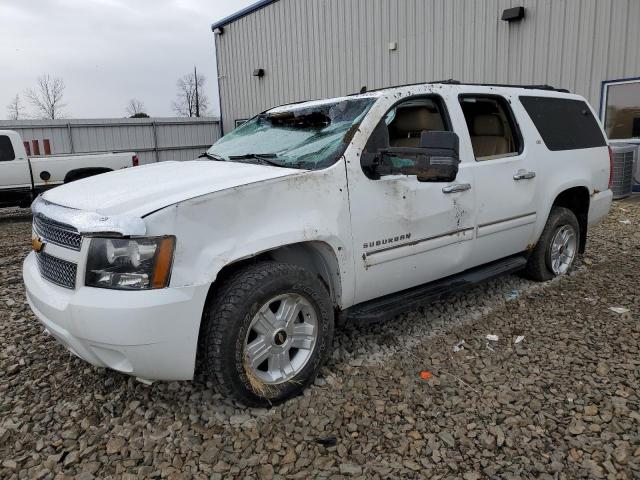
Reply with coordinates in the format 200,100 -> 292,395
207,97 -> 375,170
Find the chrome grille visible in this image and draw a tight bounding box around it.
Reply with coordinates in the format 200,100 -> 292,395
34,215 -> 82,251
36,252 -> 77,289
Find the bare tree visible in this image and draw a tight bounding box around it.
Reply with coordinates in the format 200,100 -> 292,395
25,74 -> 67,119
172,68 -> 209,117
6,94 -> 25,120
126,98 -> 148,117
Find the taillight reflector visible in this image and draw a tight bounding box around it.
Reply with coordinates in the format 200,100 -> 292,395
132,155 -> 139,167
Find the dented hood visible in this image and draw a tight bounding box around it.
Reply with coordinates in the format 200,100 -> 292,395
42,160 -> 302,218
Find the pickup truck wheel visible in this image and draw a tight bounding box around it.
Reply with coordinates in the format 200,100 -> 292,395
524,207 -> 580,281
199,261 -> 334,407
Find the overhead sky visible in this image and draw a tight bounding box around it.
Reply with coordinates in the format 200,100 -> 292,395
0,0 -> 256,119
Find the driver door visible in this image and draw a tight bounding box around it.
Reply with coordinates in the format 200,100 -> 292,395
346,94 -> 476,305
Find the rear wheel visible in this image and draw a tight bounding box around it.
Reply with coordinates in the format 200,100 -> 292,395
524,207 -> 580,281
199,262 -> 334,406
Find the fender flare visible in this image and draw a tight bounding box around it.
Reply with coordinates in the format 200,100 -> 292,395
539,182 -> 591,252
204,240 -> 348,309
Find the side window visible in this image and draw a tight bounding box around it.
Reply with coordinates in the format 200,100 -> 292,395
0,136 -> 16,162
459,96 -> 521,161
386,97 -> 449,147
520,96 -> 607,150
362,96 -> 449,178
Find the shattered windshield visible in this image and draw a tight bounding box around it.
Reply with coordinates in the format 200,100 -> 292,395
207,97 -> 375,170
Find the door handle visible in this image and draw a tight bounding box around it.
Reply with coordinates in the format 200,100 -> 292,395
442,183 -> 471,194
513,170 -> 536,180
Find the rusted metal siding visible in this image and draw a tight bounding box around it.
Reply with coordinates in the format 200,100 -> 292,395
0,118 -> 221,165
215,0 -> 640,134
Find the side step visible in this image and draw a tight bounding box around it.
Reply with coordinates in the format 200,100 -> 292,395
341,255 -> 528,323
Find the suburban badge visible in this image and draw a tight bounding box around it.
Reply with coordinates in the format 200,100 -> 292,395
363,233 -> 412,250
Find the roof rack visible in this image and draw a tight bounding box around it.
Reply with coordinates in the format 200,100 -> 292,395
355,80 -> 569,95
430,79 -> 570,93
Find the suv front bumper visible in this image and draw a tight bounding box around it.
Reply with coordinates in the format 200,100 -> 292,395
23,252 -> 209,381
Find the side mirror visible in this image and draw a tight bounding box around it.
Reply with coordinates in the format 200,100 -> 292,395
377,131 -> 460,182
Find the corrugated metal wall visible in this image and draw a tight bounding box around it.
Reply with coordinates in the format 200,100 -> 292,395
0,118 -> 221,164
216,0 -> 640,134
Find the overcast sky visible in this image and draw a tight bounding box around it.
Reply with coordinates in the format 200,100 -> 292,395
0,0 -> 255,119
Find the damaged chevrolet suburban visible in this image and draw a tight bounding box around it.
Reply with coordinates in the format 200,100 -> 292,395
23,82 -> 613,406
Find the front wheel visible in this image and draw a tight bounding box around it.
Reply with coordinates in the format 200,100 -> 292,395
199,262 -> 334,406
524,206 -> 580,281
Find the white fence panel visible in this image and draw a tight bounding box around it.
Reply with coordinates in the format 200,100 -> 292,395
0,117 -> 221,165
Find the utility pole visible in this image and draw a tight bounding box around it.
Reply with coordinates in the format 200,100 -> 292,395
194,66 -> 200,118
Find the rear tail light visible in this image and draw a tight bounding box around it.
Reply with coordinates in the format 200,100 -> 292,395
132,155 -> 139,167
608,146 -> 614,190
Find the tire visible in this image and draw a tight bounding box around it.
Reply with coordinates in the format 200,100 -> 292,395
199,261 -> 334,407
524,206 -> 580,282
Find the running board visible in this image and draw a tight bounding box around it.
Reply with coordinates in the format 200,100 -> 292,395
341,255 -> 528,323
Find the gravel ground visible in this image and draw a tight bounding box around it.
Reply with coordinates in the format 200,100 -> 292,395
1,200 -> 639,479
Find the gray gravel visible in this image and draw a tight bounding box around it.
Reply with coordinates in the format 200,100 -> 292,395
1,200 -> 639,479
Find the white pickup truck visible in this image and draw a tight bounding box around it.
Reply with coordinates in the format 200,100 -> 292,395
0,130 -> 138,208
22,82 -> 612,406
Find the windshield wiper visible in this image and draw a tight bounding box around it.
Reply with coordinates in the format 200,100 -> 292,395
199,152 -> 225,161
228,153 -> 285,167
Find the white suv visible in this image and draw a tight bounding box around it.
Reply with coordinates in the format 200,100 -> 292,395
23,82 -> 613,405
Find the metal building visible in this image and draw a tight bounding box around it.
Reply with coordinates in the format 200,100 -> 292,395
211,0 -> 640,143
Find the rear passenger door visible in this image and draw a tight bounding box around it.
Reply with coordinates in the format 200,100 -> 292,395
458,93 -> 539,267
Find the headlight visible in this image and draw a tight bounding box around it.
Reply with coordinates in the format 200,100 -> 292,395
85,236 -> 175,290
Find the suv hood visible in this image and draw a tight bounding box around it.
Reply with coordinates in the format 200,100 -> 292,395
42,160 -> 303,218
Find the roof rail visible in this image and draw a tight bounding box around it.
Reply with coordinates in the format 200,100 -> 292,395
353,80 -> 570,95
430,79 -> 570,93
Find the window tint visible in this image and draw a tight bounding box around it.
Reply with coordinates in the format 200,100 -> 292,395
520,96 -> 606,150
0,136 -> 15,162
602,81 -> 640,140
459,95 -> 521,161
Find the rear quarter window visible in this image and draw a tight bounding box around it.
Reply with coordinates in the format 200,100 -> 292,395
519,96 -> 606,151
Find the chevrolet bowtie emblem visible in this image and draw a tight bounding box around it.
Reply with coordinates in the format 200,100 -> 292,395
32,236 -> 45,253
